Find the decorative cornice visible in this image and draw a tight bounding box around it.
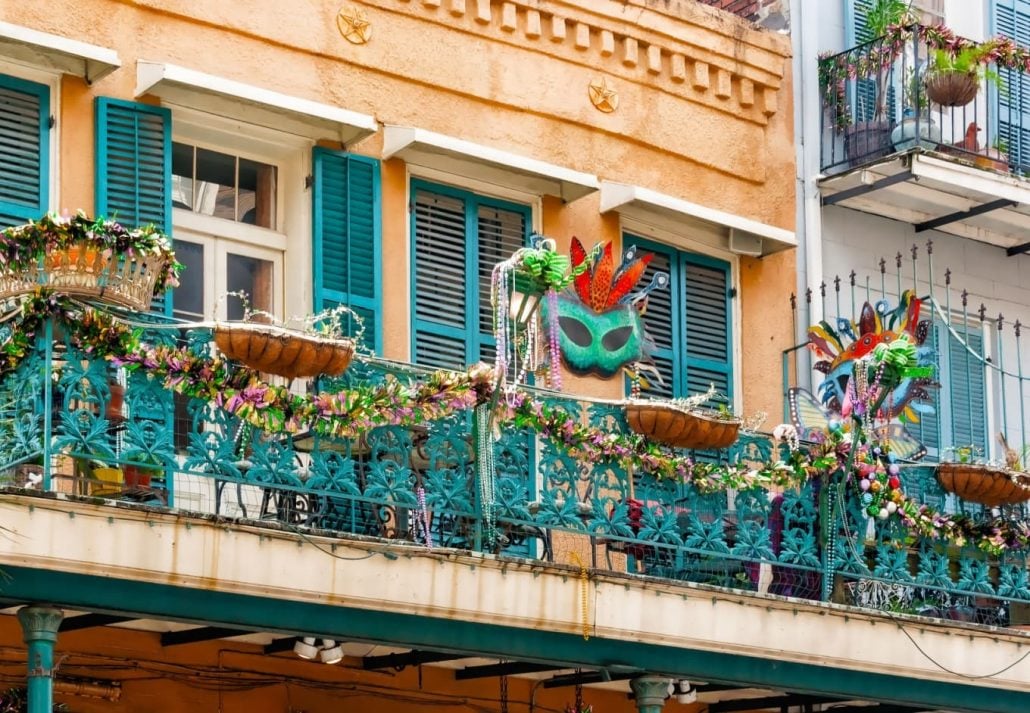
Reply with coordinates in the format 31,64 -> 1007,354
387,0 -> 788,124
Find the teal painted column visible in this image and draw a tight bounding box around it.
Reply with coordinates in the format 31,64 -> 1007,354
630,675 -> 671,713
17,606 -> 63,713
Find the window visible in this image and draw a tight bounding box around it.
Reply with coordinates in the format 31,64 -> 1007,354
172,142 -> 277,229
0,73 -> 50,228
629,234 -> 733,402
411,181 -> 530,370
914,323 -> 989,459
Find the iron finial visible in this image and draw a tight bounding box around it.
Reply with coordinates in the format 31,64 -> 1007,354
926,238 -> 933,255
896,251 -> 903,269
945,268 -> 951,286
790,293 -> 797,310
978,303 -> 987,322
805,288 -> 812,304
849,270 -> 856,287
879,257 -> 886,274
834,275 -> 841,292
1016,319 -> 1022,338
961,289 -> 968,307
820,281 -> 827,298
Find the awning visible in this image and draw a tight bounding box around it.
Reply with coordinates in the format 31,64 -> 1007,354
0,21 -> 120,83
382,125 -> 599,202
135,61 -> 378,144
599,181 -> 796,256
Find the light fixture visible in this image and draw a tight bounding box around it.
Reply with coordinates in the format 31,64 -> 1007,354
674,680 -> 696,705
319,639 -> 344,665
293,637 -> 319,660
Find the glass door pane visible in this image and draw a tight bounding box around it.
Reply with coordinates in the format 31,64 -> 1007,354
173,240 -> 205,322
226,252 -> 274,320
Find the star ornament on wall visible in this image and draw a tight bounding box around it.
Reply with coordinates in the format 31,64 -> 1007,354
337,6 -> 373,44
588,77 -> 619,113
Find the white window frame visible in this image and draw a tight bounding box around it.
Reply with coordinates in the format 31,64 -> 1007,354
0,59 -> 59,216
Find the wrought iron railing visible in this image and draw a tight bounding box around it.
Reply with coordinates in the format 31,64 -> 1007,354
0,314 -> 1028,627
819,25 -> 1028,176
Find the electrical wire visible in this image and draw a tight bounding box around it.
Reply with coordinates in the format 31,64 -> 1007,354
833,482 -> 1030,680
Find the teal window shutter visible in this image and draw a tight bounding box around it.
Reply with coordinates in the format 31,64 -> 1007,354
627,234 -> 733,402
0,74 -> 49,229
312,147 -> 381,355
682,254 -> 733,404
920,323 -> 988,459
95,97 -> 172,315
411,181 -> 529,370
845,0 -> 875,45
994,0 -> 1030,174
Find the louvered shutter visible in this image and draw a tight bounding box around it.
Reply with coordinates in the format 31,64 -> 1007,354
413,187 -> 471,370
948,328 -> 988,454
0,75 -> 49,229
914,324 -> 943,456
633,240 -> 677,398
847,0 -> 876,44
682,254 -> 733,404
476,201 -> 529,366
995,0 -> 1030,174
95,98 -> 172,315
312,148 -> 380,354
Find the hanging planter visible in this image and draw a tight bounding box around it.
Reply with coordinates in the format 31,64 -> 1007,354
936,462 -> 1030,507
0,213 -> 180,311
214,322 -> 355,380
625,400 -> 741,450
924,70 -> 979,107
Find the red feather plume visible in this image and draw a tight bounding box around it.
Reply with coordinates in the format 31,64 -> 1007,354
606,253 -> 652,308
590,242 -> 614,311
570,237 -> 592,305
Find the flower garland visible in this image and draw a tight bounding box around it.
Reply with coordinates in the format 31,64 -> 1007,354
0,213 -> 181,293
819,22 -> 1030,131
2,293 -> 1028,553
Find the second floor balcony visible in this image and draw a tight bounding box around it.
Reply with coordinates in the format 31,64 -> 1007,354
818,24 -> 1030,256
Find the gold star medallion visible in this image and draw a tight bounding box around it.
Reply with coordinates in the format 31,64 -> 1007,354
588,77 -> 619,113
337,6 -> 373,45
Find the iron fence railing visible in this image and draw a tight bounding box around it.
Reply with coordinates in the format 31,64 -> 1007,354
819,25 -> 1028,176
0,311 -> 1027,627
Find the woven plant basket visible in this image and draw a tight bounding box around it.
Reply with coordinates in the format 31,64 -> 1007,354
0,241 -> 168,311
214,323 -> 355,380
924,71 -> 979,107
936,462 -> 1030,507
625,401 -> 741,450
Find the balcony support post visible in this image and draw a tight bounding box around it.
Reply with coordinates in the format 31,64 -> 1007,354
42,318 -> 53,490
630,675 -> 671,713
17,605 -> 64,713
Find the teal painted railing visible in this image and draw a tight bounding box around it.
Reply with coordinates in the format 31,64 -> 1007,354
0,315 -> 1027,628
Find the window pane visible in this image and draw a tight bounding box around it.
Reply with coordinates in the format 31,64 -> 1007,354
174,241 -> 205,322
226,253 -> 274,320
195,148 -> 236,221
171,142 -> 194,211
238,158 -> 277,228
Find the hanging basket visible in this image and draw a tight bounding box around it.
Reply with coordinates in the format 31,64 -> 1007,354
214,323 -> 355,380
0,241 -> 170,311
924,71 -> 980,107
936,462 -> 1030,507
625,401 -> 741,450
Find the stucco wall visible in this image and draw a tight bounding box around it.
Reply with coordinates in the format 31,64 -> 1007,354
0,0 -> 796,418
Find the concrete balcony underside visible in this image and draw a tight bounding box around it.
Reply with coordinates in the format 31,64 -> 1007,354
0,493 -> 1027,712
819,151 -> 1030,254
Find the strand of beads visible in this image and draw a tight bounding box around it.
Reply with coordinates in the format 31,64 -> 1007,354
546,289 -> 562,391
492,262 -> 511,384
416,485 -> 434,549
476,403 -> 497,546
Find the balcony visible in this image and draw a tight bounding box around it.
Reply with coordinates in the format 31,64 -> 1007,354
818,25 -> 1030,255
2,308 -> 1028,636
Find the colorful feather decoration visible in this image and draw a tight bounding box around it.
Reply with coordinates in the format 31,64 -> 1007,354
570,237 -> 592,305
606,253 -> 652,308
590,242 -> 614,311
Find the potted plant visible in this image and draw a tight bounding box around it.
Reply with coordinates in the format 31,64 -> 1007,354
843,0 -> 916,162
891,69 -> 941,150
924,46 -> 1000,107
936,439 -> 1030,507
625,386 -> 741,450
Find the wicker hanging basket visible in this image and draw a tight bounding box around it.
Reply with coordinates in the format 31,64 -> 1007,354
625,401 -> 741,450
0,241 -> 169,311
214,323 -> 355,380
924,71 -> 980,107
936,462 -> 1030,507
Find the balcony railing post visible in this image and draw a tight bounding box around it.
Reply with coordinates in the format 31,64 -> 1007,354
41,318 -> 53,491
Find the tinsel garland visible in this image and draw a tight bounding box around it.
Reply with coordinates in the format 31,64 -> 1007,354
1,292 -> 1028,553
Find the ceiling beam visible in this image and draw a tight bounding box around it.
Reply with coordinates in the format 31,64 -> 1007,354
362,650 -> 466,670
914,198 -> 1017,233
708,694 -> 848,712
455,661 -> 563,680
821,171 -> 913,206
821,706 -> 927,713
1007,240 -> 1030,256
160,626 -> 251,647
542,671 -> 636,688
59,614 -> 135,632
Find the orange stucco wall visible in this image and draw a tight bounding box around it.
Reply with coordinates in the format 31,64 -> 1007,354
1,0 -> 795,418
0,615 -> 703,713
